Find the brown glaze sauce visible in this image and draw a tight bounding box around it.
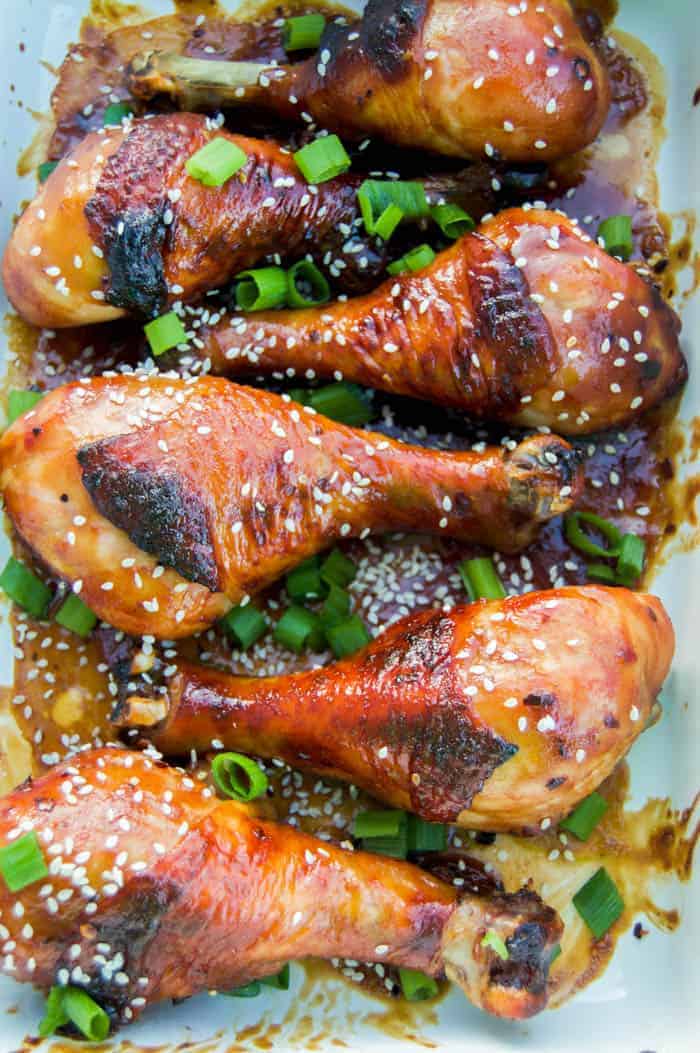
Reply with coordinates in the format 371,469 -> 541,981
1,0 -> 698,1047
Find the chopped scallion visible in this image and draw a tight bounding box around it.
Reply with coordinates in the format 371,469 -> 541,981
357,180 -> 428,237
283,13 -> 326,52
387,243 -> 436,276
398,967 -> 439,1001
144,311 -> 188,357
407,815 -> 447,853
325,614 -> 370,658
286,556 -> 324,602
0,831 -> 48,892
221,604 -> 268,649
185,137 -> 247,186
211,752 -> 268,802
235,267 -> 288,312
549,942 -> 562,964
585,562 -> 617,584
616,533 -> 645,583
598,214 -> 633,260
481,929 -> 510,960
373,203 -> 404,241
260,963 -> 290,990
573,866 -> 624,938
286,259 -> 330,308
37,161 -> 58,183
559,791 -> 608,841
0,557 -> 51,618
38,986 -> 69,1037
431,203 -> 475,240
274,604 -> 324,652
319,548 -> 357,589
459,556 -> 506,601
62,987 -> 111,1041
320,582 -> 351,628
103,101 -> 134,125
565,511 -> 623,559
55,594 -> 98,638
354,810 -> 405,839
225,980 -> 261,997
293,134 -> 351,184
7,389 -> 44,425
309,382 -> 373,426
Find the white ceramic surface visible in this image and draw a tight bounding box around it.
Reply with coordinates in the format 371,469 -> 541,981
0,2 -> 697,1050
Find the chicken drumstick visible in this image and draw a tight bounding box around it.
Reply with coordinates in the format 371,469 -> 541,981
2,113 -> 483,328
0,749 -> 562,1029
0,374 -> 580,638
187,208 -> 686,435
128,0 -> 610,162
117,586 -> 673,832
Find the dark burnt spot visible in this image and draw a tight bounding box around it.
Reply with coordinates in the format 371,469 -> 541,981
78,437 -> 220,590
694,86 -> 700,107
352,0 -> 427,79
101,206 -> 168,318
487,889 -> 561,995
546,776 -> 566,790
603,713 -> 620,728
523,692 -> 556,707
573,57 -> 591,82
32,427 -> 41,437
413,852 -> 502,894
60,493 -> 69,502
641,358 -> 662,381
474,830 -> 496,846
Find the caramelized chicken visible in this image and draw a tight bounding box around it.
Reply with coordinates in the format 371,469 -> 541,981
0,374 -> 580,639
128,0 -> 610,162
186,208 -> 686,435
2,114 -> 486,328
0,749 -> 562,1026
117,586 -> 673,832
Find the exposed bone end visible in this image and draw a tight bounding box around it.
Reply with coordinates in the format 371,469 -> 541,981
117,695 -> 169,728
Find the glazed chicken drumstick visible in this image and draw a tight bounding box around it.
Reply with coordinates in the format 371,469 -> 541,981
0,374 -> 579,639
117,586 -> 673,832
0,749 -> 562,1028
186,208 -> 686,435
2,114 -> 486,328
128,0 -> 610,162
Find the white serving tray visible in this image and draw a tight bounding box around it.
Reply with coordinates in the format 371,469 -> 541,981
0,2 -> 697,1050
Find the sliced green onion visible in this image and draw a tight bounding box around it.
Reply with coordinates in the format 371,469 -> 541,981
398,968 -> 439,1001
354,810 -> 405,839
185,136 -> 247,186
283,13 -> 326,51
221,604 -> 268,649
55,594 -> 98,638
0,557 -> 52,619
373,204 -> 404,241
144,311 -> 188,357
407,815 -> 448,853
459,556 -> 506,601
309,382 -> 373,426
320,582 -> 351,628
586,562 -> 617,584
235,267 -> 288,311
260,963 -> 290,990
598,214 -> 633,260
225,980 -> 261,997
211,752 -> 269,802
37,161 -> 58,183
7,389 -> 44,425
357,180 -> 429,236
387,243 -> 436,276
286,259 -> 330,308
320,548 -> 357,589
573,866 -> 624,938
549,943 -> 562,964
103,101 -> 134,125
286,556 -> 324,601
616,533 -> 645,583
38,987 -> 69,1038
565,511 -> 623,559
481,929 -> 510,961
0,831 -> 48,892
325,614 -> 370,658
274,604 -> 324,653
431,203 -> 475,240
62,987 -> 111,1041
559,791 -> 608,841
293,134 -> 351,184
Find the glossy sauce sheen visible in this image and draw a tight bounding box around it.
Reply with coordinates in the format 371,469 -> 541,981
0,0 -> 697,1042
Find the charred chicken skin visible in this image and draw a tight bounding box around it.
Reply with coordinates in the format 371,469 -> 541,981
2,114 -> 483,328
0,749 -> 563,1028
0,374 -> 580,639
127,0 -> 610,163
187,208 -> 685,435
117,586 -> 673,832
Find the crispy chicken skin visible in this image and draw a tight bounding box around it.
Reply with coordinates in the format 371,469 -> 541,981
128,0 -> 610,162
0,374 -> 580,638
1,114 -> 481,328
190,208 -> 686,435
0,749 -> 562,1026
117,587 -> 673,832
